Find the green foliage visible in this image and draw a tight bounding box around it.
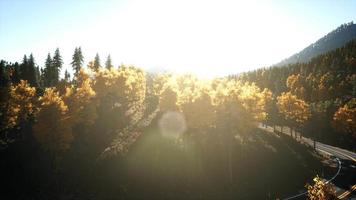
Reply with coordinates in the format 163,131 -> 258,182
43,53 -> 53,87
20,54 -> 38,87
105,54 -> 113,69
93,53 -> 101,71
71,47 -> 84,77
52,48 -> 63,85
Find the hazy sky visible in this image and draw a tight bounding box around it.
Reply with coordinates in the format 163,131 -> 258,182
1,0 -> 356,78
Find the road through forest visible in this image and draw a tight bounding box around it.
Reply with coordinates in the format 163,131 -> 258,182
259,124 -> 356,199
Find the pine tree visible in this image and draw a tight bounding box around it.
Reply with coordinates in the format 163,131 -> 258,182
71,47 -> 84,78
52,48 -> 63,86
64,69 -> 70,82
11,62 -> 21,84
105,54 -> 113,69
22,55 -> 28,66
93,53 -> 101,71
0,60 -> 10,88
43,53 -> 53,87
35,66 -> 41,87
21,54 -> 37,87
27,54 -> 38,87
19,55 -> 27,81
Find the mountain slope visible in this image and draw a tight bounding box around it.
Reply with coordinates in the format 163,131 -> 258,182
276,22 -> 356,66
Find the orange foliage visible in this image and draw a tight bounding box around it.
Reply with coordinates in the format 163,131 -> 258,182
332,99 -> 356,138
33,88 -> 73,156
6,80 -> 37,129
305,176 -> 335,200
277,92 -> 310,125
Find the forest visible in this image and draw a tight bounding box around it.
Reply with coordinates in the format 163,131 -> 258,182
0,40 -> 355,199
237,40 -> 356,148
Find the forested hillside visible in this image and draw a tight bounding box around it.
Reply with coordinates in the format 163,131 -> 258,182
2,0 -> 356,198
276,22 -> 356,66
238,39 -> 356,148
0,38 -> 354,199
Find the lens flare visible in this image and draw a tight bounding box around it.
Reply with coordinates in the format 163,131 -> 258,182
158,111 -> 187,139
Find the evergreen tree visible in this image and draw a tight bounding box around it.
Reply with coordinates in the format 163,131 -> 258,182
105,54 -> 113,69
93,53 -> 101,71
40,67 -> 45,88
0,60 -> 10,88
64,69 -> 71,82
11,62 -> 21,84
27,54 -> 38,87
21,54 -> 37,87
43,53 -> 53,87
19,55 -> 27,81
22,55 -> 28,66
71,47 -> 84,78
35,66 -> 41,88
52,48 -> 63,85
0,60 -> 10,134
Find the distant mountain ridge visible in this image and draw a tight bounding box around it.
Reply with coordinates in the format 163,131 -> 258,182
276,22 -> 356,66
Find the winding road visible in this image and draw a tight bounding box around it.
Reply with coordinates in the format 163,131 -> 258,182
259,125 -> 356,199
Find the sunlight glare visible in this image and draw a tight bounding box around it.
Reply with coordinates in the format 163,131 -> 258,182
158,111 -> 187,139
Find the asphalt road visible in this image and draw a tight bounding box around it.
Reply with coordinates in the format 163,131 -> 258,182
259,124 -> 356,200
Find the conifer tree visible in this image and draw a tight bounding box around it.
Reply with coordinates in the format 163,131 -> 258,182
43,53 -> 53,87
21,54 -> 37,87
64,69 -> 71,82
35,66 -> 41,87
52,48 -> 63,85
93,53 -> 101,71
105,54 -> 113,69
19,55 -> 27,80
71,47 -> 84,78
27,54 -> 38,87
22,54 -> 28,66
0,60 -> 10,88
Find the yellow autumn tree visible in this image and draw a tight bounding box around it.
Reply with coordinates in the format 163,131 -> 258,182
261,88 -> 274,125
206,78 -> 256,139
212,78 -> 256,184
332,99 -> 356,138
277,92 -> 311,132
238,82 -> 270,121
152,73 -> 172,96
180,88 -> 215,139
157,74 -> 216,138
214,79 -> 255,138
305,176 -> 335,200
66,69 -> 97,127
87,61 -> 96,72
286,74 -> 306,99
33,88 -> 73,165
6,80 -> 37,129
175,74 -> 201,103
159,86 -> 179,112
93,66 -> 146,129
318,72 -> 334,101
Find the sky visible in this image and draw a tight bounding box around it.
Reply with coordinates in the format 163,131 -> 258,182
1,0 -> 356,78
